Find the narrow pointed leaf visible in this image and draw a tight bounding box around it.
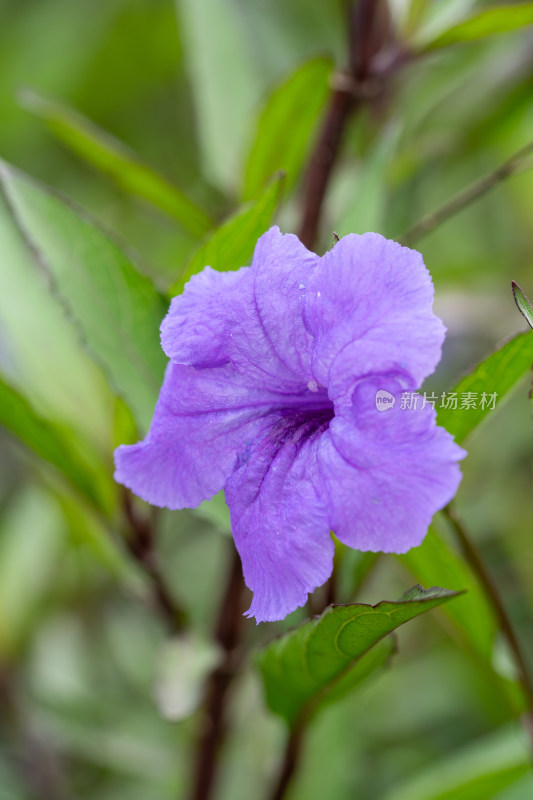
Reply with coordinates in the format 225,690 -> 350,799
0,182 -> 113,441
437,331 -> 533,444
21,90 -> 212,238
385,726 -> 531,800
243,58 -> 331,200
257,586 -> 461,726
0,161 -> 167,428
0,373 -> 112,514
512,281 -> 533,329
168,175 -> 283,295
420,4 -> 533,51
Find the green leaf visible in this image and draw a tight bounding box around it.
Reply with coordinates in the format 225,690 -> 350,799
437,331 -> 533,445
20,90 -> 212,238
399,526 -> 496,659
54,490 -> 132,581
0,177 -> 115,449
0,161 -> 167,429
0,373 -> 112,514
176,0 -> 262,189
168,175 -> 283,296
257,586 -> 460,726
512,281 -> 533,330
420,4 -> 533,51
384,725 -> 531,800
243,58 -> 331,200
0,488 -> 68,659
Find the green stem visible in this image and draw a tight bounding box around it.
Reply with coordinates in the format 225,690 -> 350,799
402,139 -> 533,246
443,506 -> 533,737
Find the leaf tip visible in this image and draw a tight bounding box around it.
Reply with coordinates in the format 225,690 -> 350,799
398,585 -> 464,603
511,280 -> 533,330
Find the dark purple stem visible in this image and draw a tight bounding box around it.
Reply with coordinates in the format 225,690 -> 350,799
189,547 -> 244,800
122,489 -> 187,632
298,0 -> 394,250
266,721 -> 306,800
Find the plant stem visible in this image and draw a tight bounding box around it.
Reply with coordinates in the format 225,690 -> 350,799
298,0 -> 394,250
121,489 -> 187,633
401,139 -> 533,246
268,6 -> 398,795
189,547 -> 244,800
443,506 -> 533,719
298,86 -> 355,250
266,722 -> 306,800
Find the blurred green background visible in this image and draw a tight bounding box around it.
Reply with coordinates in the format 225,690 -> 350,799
1,1 -> 533,798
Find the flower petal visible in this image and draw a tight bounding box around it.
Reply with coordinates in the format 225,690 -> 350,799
225,412 -> 334,622
318,374 -> 465,553
251,226 -> 318,382
115,361 -> 282,509
161,227 -> 318,390
160,267 -> 246,369
305,233 -> 445,392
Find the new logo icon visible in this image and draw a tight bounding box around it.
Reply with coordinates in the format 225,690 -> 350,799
375,390 -> 396,412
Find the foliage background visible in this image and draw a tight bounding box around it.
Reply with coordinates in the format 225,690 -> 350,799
1,1 -> 533,798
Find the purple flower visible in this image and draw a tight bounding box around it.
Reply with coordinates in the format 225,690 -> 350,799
115,228 -> 464,622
